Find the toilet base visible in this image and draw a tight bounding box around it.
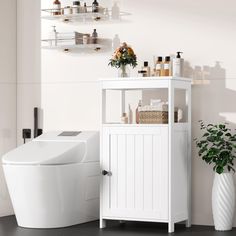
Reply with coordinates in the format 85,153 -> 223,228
3,162 -> 100,229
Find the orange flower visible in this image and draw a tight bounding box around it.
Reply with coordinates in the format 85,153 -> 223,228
127,47 -> 134,55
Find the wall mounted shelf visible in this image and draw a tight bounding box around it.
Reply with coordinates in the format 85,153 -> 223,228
41,35 -> 111,53
41,8 -> 130,23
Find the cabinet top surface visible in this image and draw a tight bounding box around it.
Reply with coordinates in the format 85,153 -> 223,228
99,77 -> 192,90
99,76 -> 192,82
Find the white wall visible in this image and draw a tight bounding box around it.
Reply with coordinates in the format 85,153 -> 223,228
17,0 -> 236,226
17,0 -> 41,145
0,0 -> 17,216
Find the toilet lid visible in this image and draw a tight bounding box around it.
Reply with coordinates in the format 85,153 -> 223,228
2,141 -> 83,165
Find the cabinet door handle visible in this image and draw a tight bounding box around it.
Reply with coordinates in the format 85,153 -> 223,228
102,170 -> 112,176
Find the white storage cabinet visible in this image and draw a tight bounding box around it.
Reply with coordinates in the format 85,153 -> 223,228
99,77 -> 192,233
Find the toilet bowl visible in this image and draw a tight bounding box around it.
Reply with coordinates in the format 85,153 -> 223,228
2,131 -> 100,229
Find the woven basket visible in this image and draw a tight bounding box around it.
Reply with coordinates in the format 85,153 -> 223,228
139,111 -> 178,124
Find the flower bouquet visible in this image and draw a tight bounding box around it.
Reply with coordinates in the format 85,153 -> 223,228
108,42 -> 137,77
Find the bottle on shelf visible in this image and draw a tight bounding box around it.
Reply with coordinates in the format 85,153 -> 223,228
172,52 -> 184,77
83,2 -> 87,13
53,0 -> 61,15
142,61 -> 151,77
128,104 -> 133,124
111,2 -> 120,19
121,113 -> 128,124
79,2 -> 88,13
92,0 -> 99,13
48,26 -> 58,47
161,56 -> 171,76
155,57 -> 163,76
92,29 -> 98,44
72,1 -> 80,14
136,100 -> 142,124
104,8 -> 109,18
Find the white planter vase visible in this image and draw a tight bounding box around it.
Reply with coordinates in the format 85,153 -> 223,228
212,173 -> 235,231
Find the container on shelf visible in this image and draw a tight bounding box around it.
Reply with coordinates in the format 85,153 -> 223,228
41,6 -> 130,23
64,6 -> 72,15
72,1 -> 80,14
52,0 -> 61,15
139,110 -> 178,124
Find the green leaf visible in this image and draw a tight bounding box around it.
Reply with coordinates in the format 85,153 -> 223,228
216,166 -> 224,174
219,124 -> 226,129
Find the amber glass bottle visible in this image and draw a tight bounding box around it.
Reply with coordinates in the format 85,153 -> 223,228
161,56 -> 171,76
53,0 -> 61,15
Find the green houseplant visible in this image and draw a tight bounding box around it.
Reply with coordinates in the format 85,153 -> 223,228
195,121 -> 236,231
195,121 -> 236,174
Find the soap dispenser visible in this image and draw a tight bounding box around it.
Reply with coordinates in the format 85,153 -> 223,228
172,52 -> 184,77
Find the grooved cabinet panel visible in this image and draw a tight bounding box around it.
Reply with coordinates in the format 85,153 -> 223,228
102,127 -> 168,220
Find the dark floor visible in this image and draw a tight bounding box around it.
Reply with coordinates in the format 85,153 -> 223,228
0,216 -> 235,236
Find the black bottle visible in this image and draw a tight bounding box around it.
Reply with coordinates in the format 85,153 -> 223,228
92,29 -> 98,44
92,0 -> 99,13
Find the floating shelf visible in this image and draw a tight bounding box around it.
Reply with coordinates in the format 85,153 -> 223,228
41,34 -> 112,52
41,7 -> 130,23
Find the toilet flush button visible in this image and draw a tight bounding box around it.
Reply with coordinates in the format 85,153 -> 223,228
58,131 -> 81,136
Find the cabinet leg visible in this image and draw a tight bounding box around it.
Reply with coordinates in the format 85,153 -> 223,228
186,219 -> 191,228
168,222 -> 175,233
100,219 -> 106,229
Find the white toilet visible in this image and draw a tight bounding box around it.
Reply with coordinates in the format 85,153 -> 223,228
2,131 -> 100,229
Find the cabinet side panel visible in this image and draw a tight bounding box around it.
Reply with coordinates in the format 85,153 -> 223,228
153,128 -> 169,219
172,130 -> 188,222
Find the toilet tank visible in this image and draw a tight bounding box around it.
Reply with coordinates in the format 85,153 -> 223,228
34,131 -> 100,163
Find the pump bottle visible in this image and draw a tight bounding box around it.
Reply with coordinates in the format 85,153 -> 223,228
172,52 -> 184,77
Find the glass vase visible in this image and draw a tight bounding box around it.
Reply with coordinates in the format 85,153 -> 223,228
118,65 -> 130,78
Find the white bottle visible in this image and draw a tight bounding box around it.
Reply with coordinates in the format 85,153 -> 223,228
172,52 -> 184,77
48,26 -> 58,47
128,104 -> 133,124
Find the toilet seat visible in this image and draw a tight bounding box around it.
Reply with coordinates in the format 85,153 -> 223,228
2,141 -> 85,165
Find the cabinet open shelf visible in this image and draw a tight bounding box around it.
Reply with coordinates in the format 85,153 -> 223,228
102,123 -> 169,127
102,123 -> 188,129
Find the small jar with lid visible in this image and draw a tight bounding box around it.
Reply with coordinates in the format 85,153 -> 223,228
121,113 -> 128,124
72,1 -> 80,14
64,6 -> 72,15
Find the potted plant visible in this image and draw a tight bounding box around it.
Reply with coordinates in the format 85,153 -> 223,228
195,121 -> 236,231
108,42 -> 137,77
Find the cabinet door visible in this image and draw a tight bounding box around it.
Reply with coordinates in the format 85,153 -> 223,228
101,127 -> 169,221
